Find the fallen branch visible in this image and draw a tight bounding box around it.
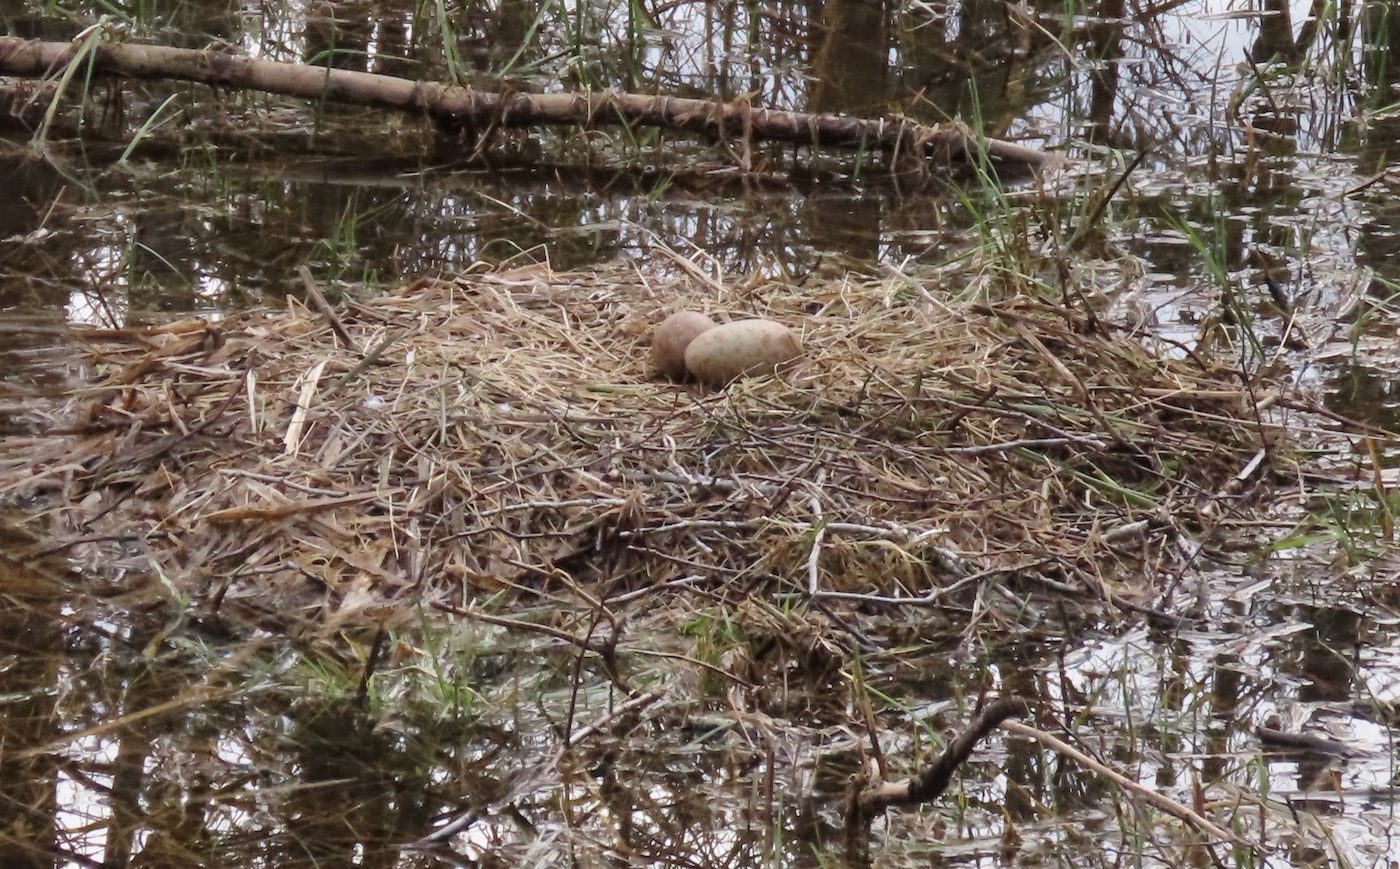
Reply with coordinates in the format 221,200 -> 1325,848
851,696 -> 1030,822
846,700 -> 1254,857
0,36 -> 1064,176
844,697 -> 1026,856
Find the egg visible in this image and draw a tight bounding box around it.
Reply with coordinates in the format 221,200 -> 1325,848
683,319 -> 802,386
652,311 -> 716,381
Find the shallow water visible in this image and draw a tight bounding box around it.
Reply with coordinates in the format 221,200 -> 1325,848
6,571 -> 1398,868
3,0 -> 1400,865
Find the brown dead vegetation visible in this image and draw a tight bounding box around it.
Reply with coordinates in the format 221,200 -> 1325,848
1,260 -> 1303,642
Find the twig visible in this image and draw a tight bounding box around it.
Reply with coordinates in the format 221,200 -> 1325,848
562,688 -> 665,750
1001,720 -> 1251,847
354,623 -> 386,709
297,265 -> 360,353
477,496 -> 629,518
844,697 -> 1027,861
622,647 -> 755,689
403,809 -> 481,848
806,494 -> 825,595
943,435 -> 1108,455
1065,147 -> 1150,253
15,687 -> 236,760
431,601 -> 612,657
851,697 -> 1029,819
325,327 -> 409,398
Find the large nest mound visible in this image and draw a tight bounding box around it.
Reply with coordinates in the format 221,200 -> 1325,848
4,262 -> 1286,638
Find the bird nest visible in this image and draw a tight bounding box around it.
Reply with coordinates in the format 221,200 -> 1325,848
2,260 -> 1300,640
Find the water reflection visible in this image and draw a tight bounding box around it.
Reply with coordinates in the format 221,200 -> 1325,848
0,561 -> 62,869
1,550 -> 1399,866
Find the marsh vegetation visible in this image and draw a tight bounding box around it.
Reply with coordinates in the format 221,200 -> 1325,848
2,0 -> 1400,866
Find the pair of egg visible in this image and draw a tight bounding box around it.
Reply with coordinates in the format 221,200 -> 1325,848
652,311 -> 802,385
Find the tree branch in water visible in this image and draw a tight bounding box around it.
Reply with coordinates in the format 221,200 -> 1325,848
0,36 -> 1064,177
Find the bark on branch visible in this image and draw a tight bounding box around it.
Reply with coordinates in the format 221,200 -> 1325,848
855,697 -> 1030,816
0,36 -> 1063,176
844,696 -> 1028,858
845,698 -> 1255,859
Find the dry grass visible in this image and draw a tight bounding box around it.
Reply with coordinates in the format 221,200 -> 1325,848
1,259 -> 1292,642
